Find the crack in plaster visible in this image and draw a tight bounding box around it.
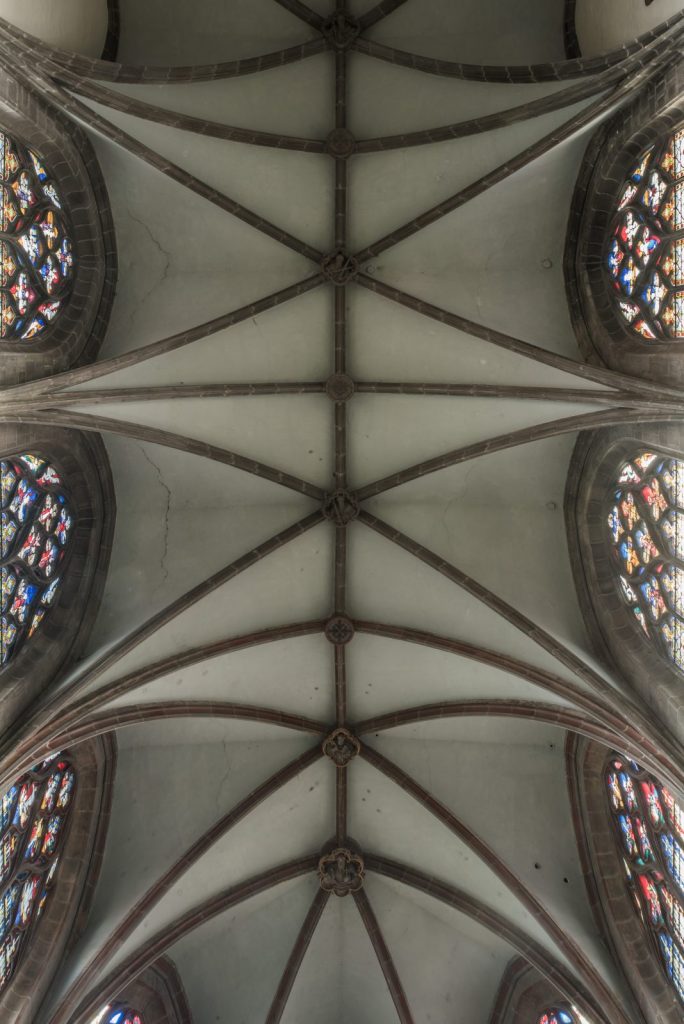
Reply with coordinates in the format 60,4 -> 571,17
125,207 -> 172,334
141,445 -> 171,583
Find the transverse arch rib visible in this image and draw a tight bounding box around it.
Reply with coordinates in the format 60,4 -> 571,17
0,45 -> 323,265
351,10 -> 684,82
352,32 -> 683,266
355,273 -> 684,400
0,274 -> 325,401
0,409 -> 326,500
351,621 -> 683,784
0,15 -> 328,83
0,513 -> 325,787
356,511 -> 684,793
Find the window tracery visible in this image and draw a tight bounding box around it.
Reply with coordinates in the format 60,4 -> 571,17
0,131 -> 74,341
607,450 -> 684,671
605,755 -> 684,1004
0,754 -> 75,994
89,1006 -> 143,1024
0,452 -> 73,667
606,127 -> 684,340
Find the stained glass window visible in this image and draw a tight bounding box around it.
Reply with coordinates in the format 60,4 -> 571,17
0,754 -> 75,994
606,127 -> 684,340
0,452 -> 73,667
605,756 -> 684,1005
606,450 -> 684,671
0,131 -> 73,341
88,1006 -> 142,1024
537,1010 -> 591,1024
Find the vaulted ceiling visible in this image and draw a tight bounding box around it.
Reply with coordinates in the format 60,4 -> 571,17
1,0 -> 683,1022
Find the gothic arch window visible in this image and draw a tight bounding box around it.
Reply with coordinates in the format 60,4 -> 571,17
565,60 -> 684,383
0,132 -> 74,342
0,426 -> 114,729
571,738 -> 684,1023
606,449 -> 684,672
1,453 -> 74,667
566,425 -> 684,747
0,739 -> 111,1024
488,958 -> 595,1024
0,754 -> 76,994
606,129 -> 684,342
605,755 -> 684,1005
0,68 -> 116,386
83,961 -> 194,1024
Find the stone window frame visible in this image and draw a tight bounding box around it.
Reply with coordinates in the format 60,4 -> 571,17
104,959 -> 194,1024
0,424 -> 115,731
565,424 -> 684,747
489,957 -> 587,1024
564,60 -> 684,385
0,67 -> 116,386
568,736 -> 683,1024
0,736 -> 115,1024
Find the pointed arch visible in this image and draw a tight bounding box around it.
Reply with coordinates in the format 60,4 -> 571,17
569,737 -> 683,1024
566,58 -> 684,384
0,66 -> 116,385
0,736 -> 114,1024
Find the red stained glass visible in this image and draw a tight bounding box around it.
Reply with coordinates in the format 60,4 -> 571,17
0,755 -> 75,993
607,126 -> 684,339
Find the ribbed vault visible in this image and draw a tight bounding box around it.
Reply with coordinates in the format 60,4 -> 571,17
0,1 -> 683,1022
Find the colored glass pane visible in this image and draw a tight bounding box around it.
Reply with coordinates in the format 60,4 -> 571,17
0,132 -> 73,341
0,755 -> 74,993
606,125 -> 684,340
607,451 -> 684,672
605,757 -> 684,1006
0,453 -> 72,667
537,1009 -> 591,1024
88,1006 -> 144,1024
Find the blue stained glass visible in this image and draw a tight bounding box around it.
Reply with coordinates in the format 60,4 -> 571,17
660,932 -> 684,1001
9,478 -> 37,523
13,782 -> 36,830
607,756 -> 684,1009
0,786 -> 17,833
41,577 -> 60,607
0,932 -> 20,989
660,833 -> 684,893
619,814 -> 638,858
28,152 -> 46,182
607,128 -> 684,342
0,756 -> 75,994
15,876 -> 39,928
1,513 -> 16,558
608,238 -> 623,276
0,454 -> 73,667
40,771 -> 61,814
0,885 -> 19,942
0,834 -> 17,885
10,580 -> 38,625
619,257 -> 639,295
642,272 -> 668,317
